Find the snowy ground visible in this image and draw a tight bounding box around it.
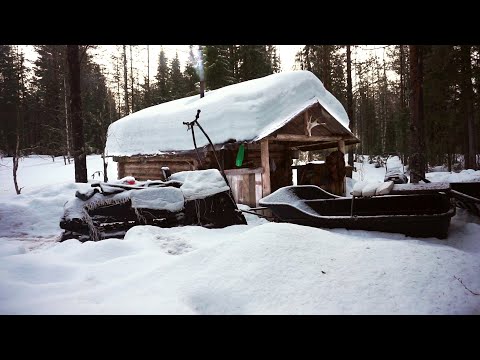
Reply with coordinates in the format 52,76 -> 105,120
1,155 -> 479,314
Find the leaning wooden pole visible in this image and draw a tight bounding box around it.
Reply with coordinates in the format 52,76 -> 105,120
183,110 -> 245,224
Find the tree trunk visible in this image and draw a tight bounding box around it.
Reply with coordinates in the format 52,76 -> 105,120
67,45 -> 88,183
304,46 -> 312,72
63,76 -> 71,163
460,45 -> 477,170
399,45 -> 408,160
400,45 -> 405,108
13,132 -> 21,194
102,152 -> 108,183
346,45 -> 355,167
115,54 -> 121,118
382,50 -> 388,154
123,45 -> 129,115
408,45 -> 426,183
229,45 -> 236,79
146,45 -> 150,105
322,46 -> 330,91
130,45 -> 135,112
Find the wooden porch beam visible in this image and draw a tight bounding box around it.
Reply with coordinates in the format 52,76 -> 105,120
267,134 -> 344,142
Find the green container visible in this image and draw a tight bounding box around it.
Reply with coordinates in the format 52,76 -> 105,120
236,143 -> 245,167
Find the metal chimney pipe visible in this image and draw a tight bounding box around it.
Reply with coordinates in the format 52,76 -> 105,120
200,80 -> 205,98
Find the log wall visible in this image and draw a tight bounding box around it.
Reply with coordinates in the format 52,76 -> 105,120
115,143 -> 294,205
116,156 -> 200,181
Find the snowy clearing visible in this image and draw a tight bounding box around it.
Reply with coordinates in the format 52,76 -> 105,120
0,155 -> 479,314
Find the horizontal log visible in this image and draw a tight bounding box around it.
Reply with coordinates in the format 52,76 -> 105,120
267,134 -> 344,142
246,153 -> 288,159
118,155 -> 199,163
224,167 -> 263,175
245,143 -> 287,151
123,164 -> 198,172
124,161 -> 197,168
123,164 -> 165,170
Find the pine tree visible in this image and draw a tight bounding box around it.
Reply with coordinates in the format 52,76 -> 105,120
154,47 -> 170,103
0,45 -> 30,193
144,45 -> 152,107
32,45 -> 67,156
110,47 -> 123,118
423,45 -> 456,167
296,45 -> 346,106
387,45 -> 410,161
122,45 -> 129,115
228,45 -> 239,81
460,45 -> 477,169
81,59 -> 115,152
354,55 -> 381,156
183,45 -> 200,97
0,45 -> 23,105
0,46 -> 21,153
203,45 -> 235,90
169,52 -> 184,100
237,45 -> 272,81
268,45 -> 281,73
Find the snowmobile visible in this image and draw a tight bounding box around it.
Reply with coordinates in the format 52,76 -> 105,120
384,154 -> 408,184
59,168 -> 247,242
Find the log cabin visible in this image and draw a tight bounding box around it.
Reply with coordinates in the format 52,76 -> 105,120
105,70 -> 360,207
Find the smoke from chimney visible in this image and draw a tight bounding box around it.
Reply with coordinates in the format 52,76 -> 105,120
196,45 -> 205,98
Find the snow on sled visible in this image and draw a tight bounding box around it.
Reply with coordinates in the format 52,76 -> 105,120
59,169 -> 247,242
259,183 -> 456,239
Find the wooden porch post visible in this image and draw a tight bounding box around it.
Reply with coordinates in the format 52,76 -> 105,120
304,110 -> 312,162
261,139 -> 271,197
337,139 -> 346,196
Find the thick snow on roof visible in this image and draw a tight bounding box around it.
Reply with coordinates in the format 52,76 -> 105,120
105,70 -> 351,157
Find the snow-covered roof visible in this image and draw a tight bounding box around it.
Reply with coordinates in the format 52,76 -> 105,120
105,70 -> 352,157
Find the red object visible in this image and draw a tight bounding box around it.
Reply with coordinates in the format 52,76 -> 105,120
127,180 -> 135,185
